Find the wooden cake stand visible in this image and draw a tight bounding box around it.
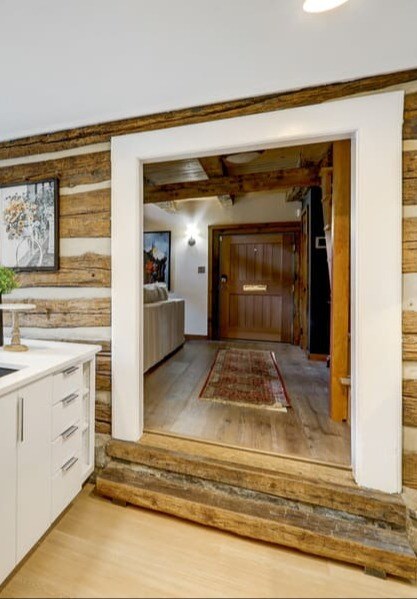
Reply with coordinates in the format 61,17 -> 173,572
0,304 -> 36,352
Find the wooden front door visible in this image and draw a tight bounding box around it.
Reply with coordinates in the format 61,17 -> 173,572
219,232 -> 294,342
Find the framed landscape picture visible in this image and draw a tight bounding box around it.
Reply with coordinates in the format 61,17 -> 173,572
144,230 -> 171,289
0,178 -> 59,271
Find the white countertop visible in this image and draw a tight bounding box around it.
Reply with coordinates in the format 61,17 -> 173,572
0,339 -> 101,398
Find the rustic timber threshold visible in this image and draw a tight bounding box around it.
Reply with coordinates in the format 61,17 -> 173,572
96,434 -> 417,581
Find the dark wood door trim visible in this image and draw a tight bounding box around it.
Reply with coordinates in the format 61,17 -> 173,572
208,221 -> 300,340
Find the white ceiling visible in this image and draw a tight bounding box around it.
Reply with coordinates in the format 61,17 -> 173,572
1,0 -> 416,142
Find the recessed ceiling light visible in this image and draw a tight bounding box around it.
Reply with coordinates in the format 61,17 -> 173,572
303,0 -> 349,13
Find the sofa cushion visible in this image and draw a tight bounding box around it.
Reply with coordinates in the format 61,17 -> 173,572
144,284 -> 160,304
156,283 -> 169,301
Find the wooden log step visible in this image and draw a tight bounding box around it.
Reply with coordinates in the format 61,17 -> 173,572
106,439 -> 407,528
96,462 -> 417,581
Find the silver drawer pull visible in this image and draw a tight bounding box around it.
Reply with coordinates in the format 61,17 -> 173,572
62,425 -> 78,440
62,392 -> 78,406
62,366 -> 79,377
62,456 -> 78,473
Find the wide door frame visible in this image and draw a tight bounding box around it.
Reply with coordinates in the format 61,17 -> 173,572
111,91 -> 404,493
208,221 -> 300,342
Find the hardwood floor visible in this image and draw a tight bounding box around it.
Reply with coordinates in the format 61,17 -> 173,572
144,341 -> 351,466
2,484 -> 416,599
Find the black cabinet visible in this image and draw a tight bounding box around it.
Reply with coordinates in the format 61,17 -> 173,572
302,187 -> 331,356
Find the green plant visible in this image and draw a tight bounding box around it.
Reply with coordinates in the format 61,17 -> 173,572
0,266 -> 19,295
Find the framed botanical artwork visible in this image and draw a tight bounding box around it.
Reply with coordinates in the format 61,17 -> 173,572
0,178 -> 59,271
144,230 -> 171,289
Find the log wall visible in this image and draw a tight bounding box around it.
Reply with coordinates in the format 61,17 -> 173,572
1,68 -> 417,487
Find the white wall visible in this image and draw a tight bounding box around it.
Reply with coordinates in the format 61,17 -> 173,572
1,0 -> 417,141
144,192 -> 300,335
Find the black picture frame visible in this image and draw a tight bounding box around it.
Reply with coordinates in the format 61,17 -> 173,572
0,178 -> 59,272
144,230 -> 171,290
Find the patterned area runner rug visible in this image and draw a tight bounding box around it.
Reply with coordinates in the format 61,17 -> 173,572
199,348 -> 291,412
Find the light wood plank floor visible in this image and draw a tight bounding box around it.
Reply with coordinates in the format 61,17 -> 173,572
144,341 -> 351,466
1,485 -> 416,599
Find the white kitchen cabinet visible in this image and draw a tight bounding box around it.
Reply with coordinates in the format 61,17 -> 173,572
16,376 -> 53,562
0,339 -> 100,585
0,392 -> 17,583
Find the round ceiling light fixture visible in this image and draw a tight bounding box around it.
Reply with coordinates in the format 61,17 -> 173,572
225,151 -> 262,165
303,0 -> 349,13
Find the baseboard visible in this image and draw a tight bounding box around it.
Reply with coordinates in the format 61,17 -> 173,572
308,353 -> 328,362
185,334 -> 209,341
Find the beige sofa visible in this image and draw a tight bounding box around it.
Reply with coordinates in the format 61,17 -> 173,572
143,284 -> 185,372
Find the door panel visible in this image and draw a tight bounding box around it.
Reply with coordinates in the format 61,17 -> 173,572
219,232 -> 294,342
17,376 -> 52,561
0,392 -> 17,583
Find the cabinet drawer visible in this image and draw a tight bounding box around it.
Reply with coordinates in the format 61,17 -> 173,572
52,392 -> 81,440
51,454 -> 81,522
52,422 -> 81,474
53,364 -> 82,405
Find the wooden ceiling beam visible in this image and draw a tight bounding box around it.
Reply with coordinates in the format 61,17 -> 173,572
199,156 -> 224,177
285,187 -> 310,203
199,156 -> 235,207
145,167 -> 320,204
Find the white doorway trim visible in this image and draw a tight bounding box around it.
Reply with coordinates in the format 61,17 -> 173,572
111,91 -> 404,493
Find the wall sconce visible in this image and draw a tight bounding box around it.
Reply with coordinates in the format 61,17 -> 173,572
186,224 -> 199,247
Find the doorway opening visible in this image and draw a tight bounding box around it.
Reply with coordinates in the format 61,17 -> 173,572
142,140 -> 351,466
111,92 -> 404,493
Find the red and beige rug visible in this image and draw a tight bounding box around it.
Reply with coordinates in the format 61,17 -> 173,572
199,348 -> 291,412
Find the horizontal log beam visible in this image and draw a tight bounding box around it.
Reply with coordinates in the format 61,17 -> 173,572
60,187 -> 111,239
404,92 -> 417,140
96,421 -> 111,434
403,217 -> 417,272
16,253 -> 111,287
403,311 -> 417,334
199,156 -> 223,177
404,179 -> 417,205
145,167 -> 320,203
1,69 -> 416,160
403,380 -> 417,427
97,353 -> 111,391
404,151 -> 417,179
403,334 -> 417,360
3,298 -> 110,328
0,151 -> 110,188
96,401 -> 112,424
403,243 -> 417,273
403,452 -> 417,490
